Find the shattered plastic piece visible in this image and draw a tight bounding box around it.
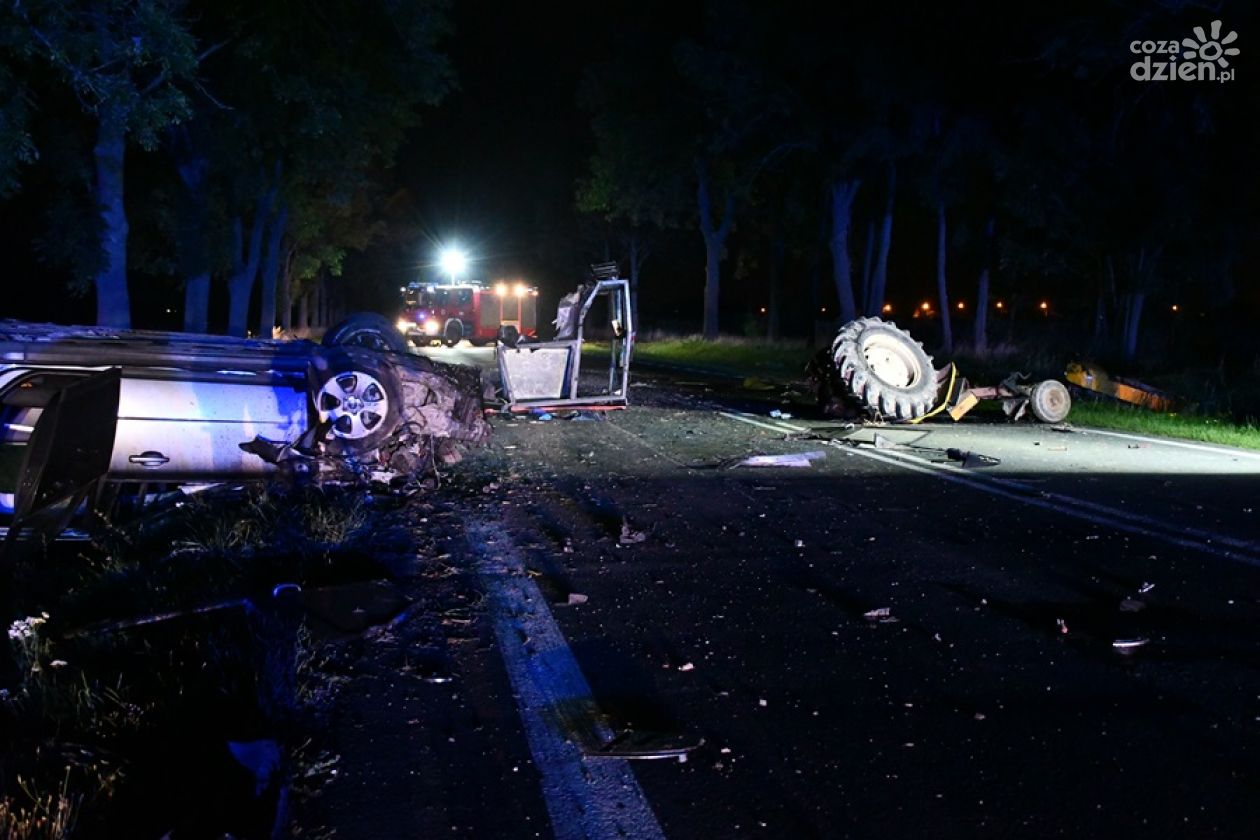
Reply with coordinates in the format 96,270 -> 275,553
566,592 -> 589,606
873,433 -> 898,450
945,448 -> 1000,468
584,730 -> 700,762
1138,582 -> 1155,594
678,662 -> 696,672
619,518 -> 647,545
736,451 -> 826,468
1112,638 -> 1149,653
863,607 -> 899,624
769,409 -> 793,420
1055,618 -> 1069,635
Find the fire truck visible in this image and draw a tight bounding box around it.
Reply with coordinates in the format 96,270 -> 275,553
397,280 -> 540,347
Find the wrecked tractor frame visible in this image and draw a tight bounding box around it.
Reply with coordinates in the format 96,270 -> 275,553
811,316 -> 1072,425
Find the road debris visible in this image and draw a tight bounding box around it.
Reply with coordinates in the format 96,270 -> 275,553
565,592 -> 589,606
873,433 -> 898,450
678,662 -> 696,672
945,448 -> 1001,468
864,607 -> 899,624
736,451 -> 826,468
1112,637 -> 1150,653
1138,581 -> 1156,594
769,409 -> 793,420
1055,618 -> 1069,635
619,518 -> 648,545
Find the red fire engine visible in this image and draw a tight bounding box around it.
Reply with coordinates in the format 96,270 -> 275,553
397,281 -> 540,347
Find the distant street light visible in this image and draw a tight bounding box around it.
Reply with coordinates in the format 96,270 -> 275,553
882,303 -> 893,314
957,301 -> 965,310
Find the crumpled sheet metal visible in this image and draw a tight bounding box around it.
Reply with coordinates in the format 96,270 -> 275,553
388,354 -> 491,444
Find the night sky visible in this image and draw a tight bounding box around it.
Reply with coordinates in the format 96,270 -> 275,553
1,1 -> 1256,348
363,0 -> 703,306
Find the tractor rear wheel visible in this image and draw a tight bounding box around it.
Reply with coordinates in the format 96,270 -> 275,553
830,317 -> 938,421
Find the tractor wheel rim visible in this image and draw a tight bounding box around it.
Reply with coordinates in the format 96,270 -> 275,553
861,333 -> 922,389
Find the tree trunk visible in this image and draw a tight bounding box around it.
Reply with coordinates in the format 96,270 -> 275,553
860,220 -> 875,315
973,216 -> 994,353
806,190 -> 828,349
183,273 -> 210,334
279,249 -> 294,332
227,182 -> 276,337
1122,291 -> 1146,362
297,289 -> 309,332
829,178 -> 861,324
936,201 -> 952,353
257,203 -> 287,338
171,127 -> 211,334
768,230 -> 785,341
93,107 -> 131,327
697,159 -> 734,340
869,163 -> 895,317
626,230 -> 646,337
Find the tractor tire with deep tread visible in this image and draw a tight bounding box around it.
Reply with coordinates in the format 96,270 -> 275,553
830,317 -> 938,421
1029,379 -> 1071,424
323,313 -> 407,354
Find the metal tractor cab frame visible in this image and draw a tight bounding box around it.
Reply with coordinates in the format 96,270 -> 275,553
497,262 -> 633,411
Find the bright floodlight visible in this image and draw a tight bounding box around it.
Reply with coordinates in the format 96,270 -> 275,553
438,247 -> 468,279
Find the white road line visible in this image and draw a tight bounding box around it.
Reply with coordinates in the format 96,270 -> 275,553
719,412 -> 1260,568
468,520 -> 666,840
1075,427 -> 1260,462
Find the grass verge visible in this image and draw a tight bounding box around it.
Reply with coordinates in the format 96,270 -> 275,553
626,336 -> 811,382
1068,400 -> 1260,451
623,335 -> 1260,452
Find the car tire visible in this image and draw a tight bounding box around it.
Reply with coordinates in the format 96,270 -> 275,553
1029,379 -> 1071,424
831,317 -> 938,421
323,313 -> 407,354
312,350 -> 402,456
443,321 -> 463,348
497,325 -> 520,348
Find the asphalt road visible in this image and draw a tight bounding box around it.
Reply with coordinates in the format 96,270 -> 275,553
307,345 -> 1260,838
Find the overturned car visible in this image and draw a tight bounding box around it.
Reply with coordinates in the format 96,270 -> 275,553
0,314 -> 489,533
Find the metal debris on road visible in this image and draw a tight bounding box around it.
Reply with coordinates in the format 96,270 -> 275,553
736,451 -> 827,468
619,518 -> 648,545
1112,638 -> 1150,653
945,448 -> 1001,468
